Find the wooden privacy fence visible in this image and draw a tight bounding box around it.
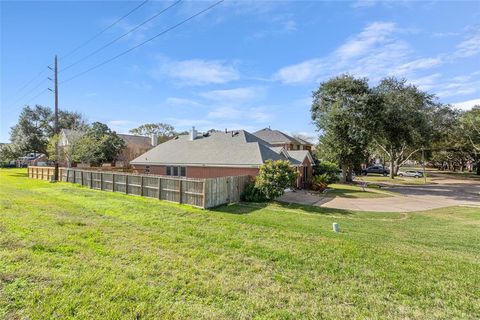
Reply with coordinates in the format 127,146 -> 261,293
28,166 -> 250,209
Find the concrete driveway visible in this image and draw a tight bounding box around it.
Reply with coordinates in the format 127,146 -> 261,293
277,179 -> 480,212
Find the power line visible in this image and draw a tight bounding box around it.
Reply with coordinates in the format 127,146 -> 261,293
13,77 -> 49,104
60,0 -> 182,73
16,67 -> 48,93
60,0 -> 150,60
7,0 -> 150,103
24,88 -> 49,106
62,0 -> 225,85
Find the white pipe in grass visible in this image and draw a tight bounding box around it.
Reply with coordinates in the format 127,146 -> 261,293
332,222 -> 339,233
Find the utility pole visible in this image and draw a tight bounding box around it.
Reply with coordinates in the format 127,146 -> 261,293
48,55 -> 59,181
54,55 -> 59,181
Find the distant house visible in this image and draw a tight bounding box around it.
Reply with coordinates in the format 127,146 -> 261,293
58,129 -> 84,167
116,134 -> 156,167
58,129 -> 156,167
253,128 -> 313,151
130,128 -> 314,188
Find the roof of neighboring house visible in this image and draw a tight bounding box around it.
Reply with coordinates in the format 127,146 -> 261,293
117,134 -> 152,149
131,130 -> 308,168
253,128 -> 313,146
286,150 -> 314,164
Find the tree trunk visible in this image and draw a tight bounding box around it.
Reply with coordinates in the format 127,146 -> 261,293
389,151 -> 395,179
341,165 -> 348,183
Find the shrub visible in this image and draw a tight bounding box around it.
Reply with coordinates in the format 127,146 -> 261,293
310,174 -> 329,191
315,161 -> 339,184
255,160 -> 298,200
241,180 -> 267,202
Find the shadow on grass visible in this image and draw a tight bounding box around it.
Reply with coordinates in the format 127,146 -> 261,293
211,200 -> 354,216
6,172 -> 28,178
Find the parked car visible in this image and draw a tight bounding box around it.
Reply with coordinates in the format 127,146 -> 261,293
362,165 -> 390,176
398,170 -> 423,178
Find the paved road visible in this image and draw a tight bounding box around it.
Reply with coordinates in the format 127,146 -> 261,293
278,179 -> 480,212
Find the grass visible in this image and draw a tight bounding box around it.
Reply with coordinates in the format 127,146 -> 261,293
325,183 -> 394,198
1,169 -> 479,319
356,174 -> 433,185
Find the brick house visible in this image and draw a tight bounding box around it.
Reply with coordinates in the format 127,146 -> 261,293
130,128 -> 314,188
253,128 -> 313,151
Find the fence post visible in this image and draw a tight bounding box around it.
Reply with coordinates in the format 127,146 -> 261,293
179,180 -> 183,204
158,177 -> 162,199
81,171 -> 83,185
100,172 -> 103,190
202,180 -> 206,208
73,169 -> 76,184
125,175 -> 129,194
140,176 -> 144,196
89,172 -> 93,188
112,174 -> 115,192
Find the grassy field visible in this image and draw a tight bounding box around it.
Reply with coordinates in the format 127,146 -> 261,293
1,169 -> 479,319
325,183 -> 394,198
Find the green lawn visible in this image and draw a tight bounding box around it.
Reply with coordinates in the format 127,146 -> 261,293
356,174 -> 433,185
325,183 -> 394,198
1,169 -> 479,319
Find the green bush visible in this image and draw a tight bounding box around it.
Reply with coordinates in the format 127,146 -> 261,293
310,174 -> 329,191
241,180 -> 267,202
315,161 -> 339,184
255,160 -> 298,200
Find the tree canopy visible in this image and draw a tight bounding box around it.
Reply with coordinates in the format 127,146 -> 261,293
8,105 -> 86,157
129,123 -> 176,143
73,122 -> 125,166
311,75 -> 379,182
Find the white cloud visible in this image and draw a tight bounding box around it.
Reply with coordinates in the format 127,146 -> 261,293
452,98 -> 480,111
273,21 -> 478,90
154,59 -> 239,86
455,26 -> 480,57
200,87 -> 263,102
391,57 -> 443,76
274,21 -> 424,84
335,22 -> 396,60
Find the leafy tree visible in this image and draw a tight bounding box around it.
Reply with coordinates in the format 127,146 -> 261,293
374,78 -> 435,178
311,75 -> 379,182
315,161 -> 339,184
255,160 -> 298,200
460,105 -> 480,174
0,144 -> 17,165
73,122 -> 125,166
9,105 -> 86,156
129,123 -> 176,143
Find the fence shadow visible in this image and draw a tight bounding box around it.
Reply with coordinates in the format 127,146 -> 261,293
211,201 -> 354,216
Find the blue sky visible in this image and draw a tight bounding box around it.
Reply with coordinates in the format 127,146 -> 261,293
1,0 -> 480,142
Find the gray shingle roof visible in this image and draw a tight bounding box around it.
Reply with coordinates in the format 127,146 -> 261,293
253,128 -> 313,146
117,134 -> 152,149
130,130 -> 305,167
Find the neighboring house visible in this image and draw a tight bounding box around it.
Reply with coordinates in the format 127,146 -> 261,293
58,129 -> 84,167
130,128 -> 314,188
58,129 -> 156,167
253,128 -> 313,151
16,153 -> 47,167
116,134 -> 156,167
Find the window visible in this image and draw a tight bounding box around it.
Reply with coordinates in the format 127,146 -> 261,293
166,166 -> 187,177
145,166 -> 150,174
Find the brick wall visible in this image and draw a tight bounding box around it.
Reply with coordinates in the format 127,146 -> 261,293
132,165 -> 259,179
